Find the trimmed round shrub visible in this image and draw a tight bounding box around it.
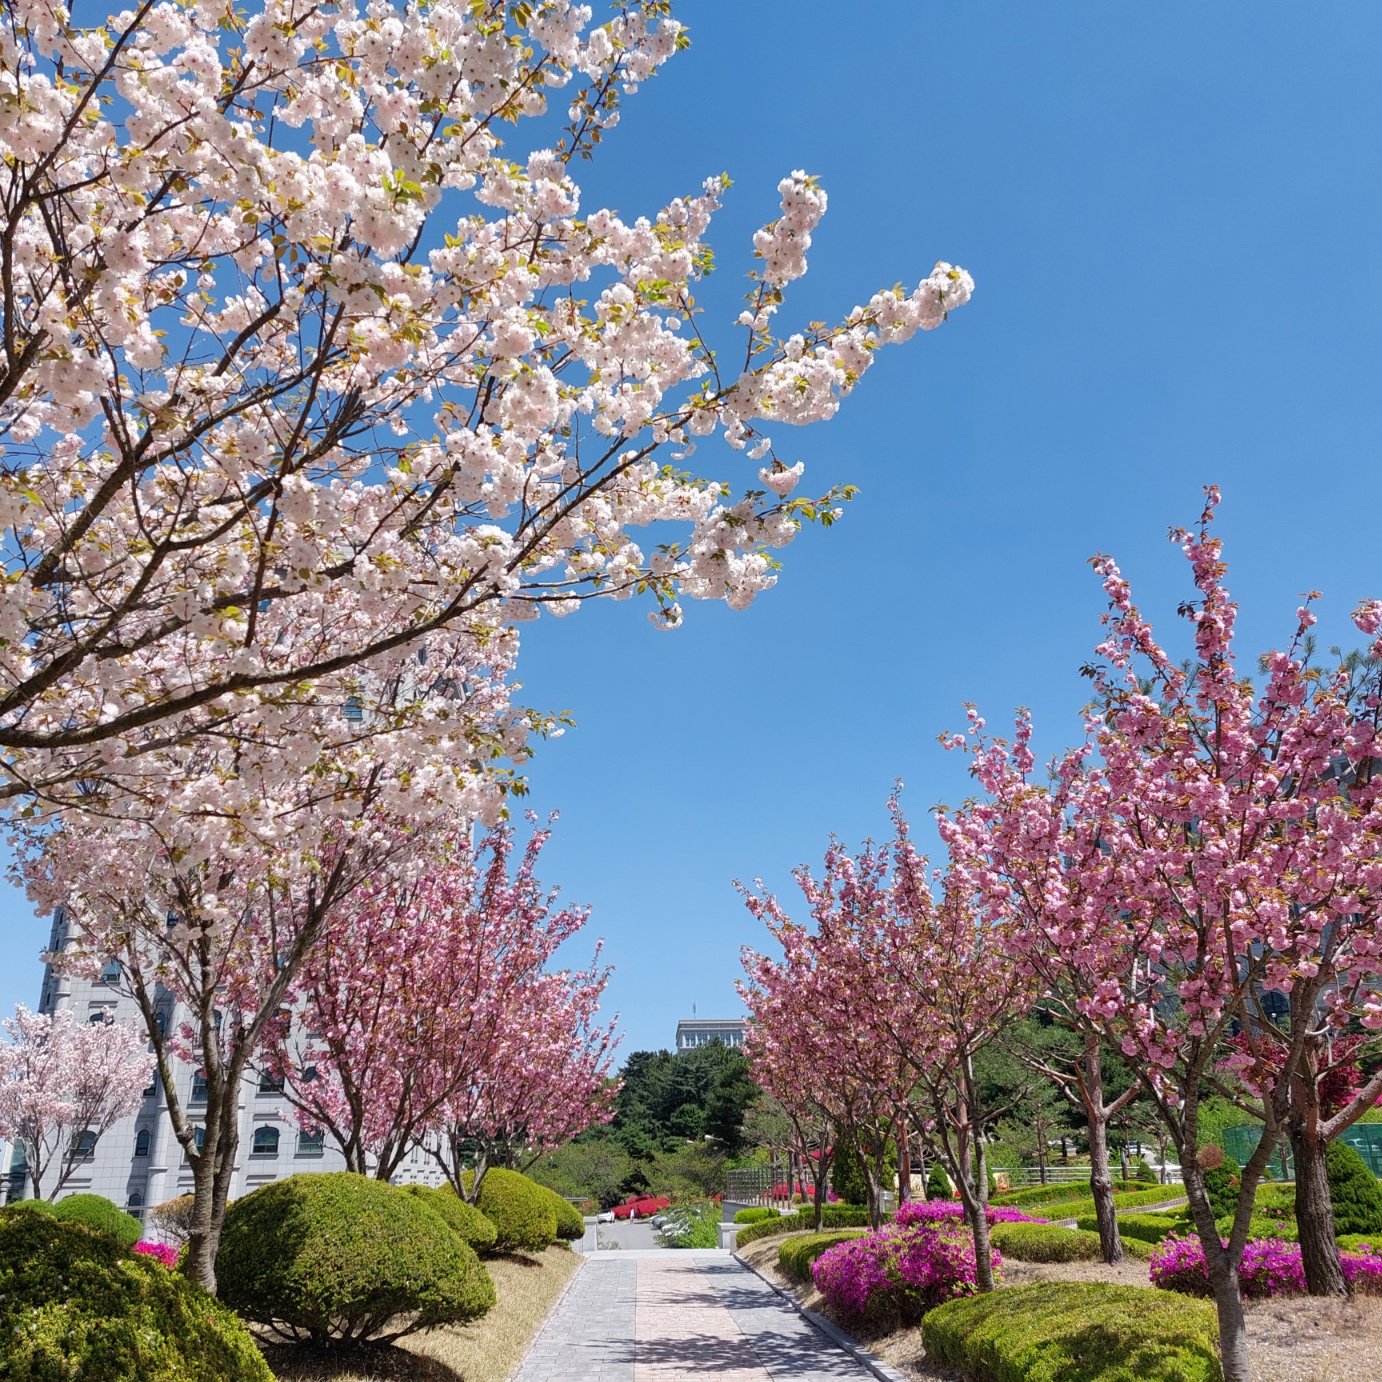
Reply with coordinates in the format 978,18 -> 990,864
399,1184 -> 499,1254
51,1193 -> 142,1249
925,1163 -> 951,1200
0,1212 -> 271,1380
1327,1139 -> 1382,1237
923,1281 -> 1221,1382
532,1182 -> 586,1240
471,1167 -> 557,1251
734,1205 -> 778,1225
1200,1148 -> 1241,1220
217,1172 -> 495,1344
778,1229 -> 867,1282
0,1198 -> 56,1219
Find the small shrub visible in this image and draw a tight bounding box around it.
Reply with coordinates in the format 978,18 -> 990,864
922,1281 -> 1222,1382
147,1193 -> 195,1247
217,1172 -> 495,1343
132,1240 -> 180,1267
51,1193 -> 142,1249
989,1222 -> 1106,1263
1129,1155 -> 1157,1184
399,1184 -> 499,1254
812,1220 -> 996,1326
0,1198 -> 56,1219
470,1167 -> 558,1252
734,1205 -> 778,1224
1327,1140 -> 1382,1237
1199,1147 -> 1241,1220
1076,1211 -> 1179,1245
532,1183 -> 586,1240
0,1212 -> 272,1380
778,1230 -> 867,1281
925,1163 -> 951,1199
656,1198 -> 720,1248
735,1205 -> 874,1249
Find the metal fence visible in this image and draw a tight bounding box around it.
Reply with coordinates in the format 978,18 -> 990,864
1222,1122 -> 1382,1180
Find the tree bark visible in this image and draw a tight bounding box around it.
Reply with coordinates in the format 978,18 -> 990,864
1290,1121 -> 1349,1297
1209,1259 -> 1253,1382
1082,1043 -> 1125,1264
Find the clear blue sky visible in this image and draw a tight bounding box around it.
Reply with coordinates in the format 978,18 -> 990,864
2,1 -> 1380,1056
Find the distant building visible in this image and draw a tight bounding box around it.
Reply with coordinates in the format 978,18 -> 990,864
675,1017 -> 745,1053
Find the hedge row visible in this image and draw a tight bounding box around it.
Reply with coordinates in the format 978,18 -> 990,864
992,1179 -> 1159,1209
735,1205 -> 874,1249
988,1222 -> 1154,1263
1028,1185 -> 1183,1223
1076,1211 -> 1181,1245
922,1282 -> 1222,1382
734,1206 -> 780,1225
777,1230 -> 868,1282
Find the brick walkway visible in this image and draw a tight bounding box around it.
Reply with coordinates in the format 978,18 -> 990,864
513,1251 -> 879,1381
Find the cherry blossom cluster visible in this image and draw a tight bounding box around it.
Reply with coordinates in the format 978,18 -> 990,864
0,0 -> 972,809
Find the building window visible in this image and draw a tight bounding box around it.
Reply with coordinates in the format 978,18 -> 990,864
343,695 -> 363,723
87,1006 -> 114,1024
134,1128 -> 151,1157
190,1069 -> 207,1102
251,1127 -> 280,1156
258,1070 -> 285,1094
297,1129 -> 325,1157
143,1071 -> 157,1097
154,1010 -> 168,1036
70,1130 -> 97,1160
127,1191 -> 144,1219
99,960 -> 121,985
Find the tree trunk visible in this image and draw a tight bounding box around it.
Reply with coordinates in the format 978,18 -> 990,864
1082,1040 -> 1125,1265
1036,1123 -> 1048,1186
1290,1122 -> 1349,1297
1208,1258 -> 1253,1382
897,1121 -> 912,1203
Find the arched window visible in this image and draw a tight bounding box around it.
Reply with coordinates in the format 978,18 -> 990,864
154,1009 -> 168,1035
251,1127 -> 280,1156
134,1128 -> 151,1157
190,1069 -> 207,1102
127,1191 -> 144,1212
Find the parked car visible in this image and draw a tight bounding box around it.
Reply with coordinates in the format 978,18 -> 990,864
611,1195 -> 671,1220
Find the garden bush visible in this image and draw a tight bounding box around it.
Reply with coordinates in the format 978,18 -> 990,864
922,1281 -> 1222,1382
735,1205 -> 874,1249
1327,1139 -> 1382,1237
925,1163 -> 951,1199
992,1179 -> 1159,1209
1338,1233 -> 1382,1253
1150,1233 -> 1382,1299
51,1193 -> 142,1249
656,1198 -> 720,1248
0,1198 -> 56,1219
1196,1146 -> 1241,1220
470,1167 -> 558,1251
895,1200 -> 1046,1229
399,1183 -> 499,1254
0,1211 -> 272,1381
812,1218 -> 994,1326
533,1183 -> 586,1240
1076,1211 -> 1179,1245
778,1230 -> 867,1282
217,1172 -> 495,1344
989,1221 -> 1153,1263
734,1205 -> 779,1224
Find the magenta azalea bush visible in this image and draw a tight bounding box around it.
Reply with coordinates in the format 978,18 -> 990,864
894,1200 -> 1045,1229
1150,1234 -> 1382,1299
811,1219 -> 1001,1324
132,1240 -> 180,1268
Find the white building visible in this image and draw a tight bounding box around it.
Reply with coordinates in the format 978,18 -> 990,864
9,908 -> 446,1220
674,1017 -> 745,1052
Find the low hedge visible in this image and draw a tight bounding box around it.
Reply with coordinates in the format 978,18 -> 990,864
1076,1211 -> 1180,1245
51,1193 -> 142,1250
0,1212 -> 272,1380
778,1230 -> 868,1282
993,1180 -> 1158,1209
735,1206 -> 779,1225
1338,1233 -> 1382,1253
1026,1186 -> 1182,1224
736,1205 -> 874,1249
989,1222 -> 1153,1263
922,1281 -> 1222,1382
470,1168 -> 558,1252
217,1172 -> 495,1344
399,1184 -> 499,1254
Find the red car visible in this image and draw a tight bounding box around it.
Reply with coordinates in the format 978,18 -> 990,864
611,1195 -> 671,1220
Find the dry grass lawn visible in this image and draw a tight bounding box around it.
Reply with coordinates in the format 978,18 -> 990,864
741,1229 -> 1382,1382
260,1245 -> 582,1382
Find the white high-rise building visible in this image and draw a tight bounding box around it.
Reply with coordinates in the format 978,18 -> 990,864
10,908 -> 445,1219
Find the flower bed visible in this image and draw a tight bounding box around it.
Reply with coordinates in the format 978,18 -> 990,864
132,1240 -> 180,1267
1150,1234 -> 1382,1298
894,1199 -> 1046,1229
811,1218 -> 998,1326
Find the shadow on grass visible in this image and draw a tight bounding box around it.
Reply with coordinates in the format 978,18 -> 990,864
258,1340 -> 466,1382
483,1249 -> 547,1269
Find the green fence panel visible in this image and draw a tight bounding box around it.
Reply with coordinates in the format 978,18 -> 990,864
1221,1122 -> 1382,1180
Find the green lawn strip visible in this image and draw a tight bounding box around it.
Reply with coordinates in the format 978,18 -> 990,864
1034,1186 -> 1187,1223
993,1180 -> 1158,1209
922,1281 -> 1222,1382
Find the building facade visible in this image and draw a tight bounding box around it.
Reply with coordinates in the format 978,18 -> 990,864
674,1017 -> 745,1052
9,908 -> 447,1220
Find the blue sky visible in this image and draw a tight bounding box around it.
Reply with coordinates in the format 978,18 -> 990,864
3,1 -> 1380,1056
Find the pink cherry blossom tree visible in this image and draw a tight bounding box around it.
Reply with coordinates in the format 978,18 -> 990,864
0,0 -> 972,807
942,491 -> 1382,1379
0,1005 -> 154,1202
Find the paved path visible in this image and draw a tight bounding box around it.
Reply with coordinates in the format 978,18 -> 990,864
514,1251 -> 880,1382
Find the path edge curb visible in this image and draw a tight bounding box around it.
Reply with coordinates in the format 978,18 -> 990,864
732,1250 -> 911,1382
503,1246 -> 589,1382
